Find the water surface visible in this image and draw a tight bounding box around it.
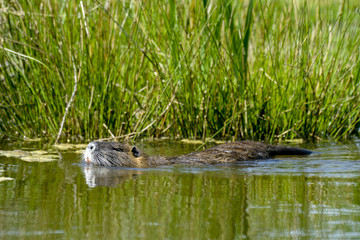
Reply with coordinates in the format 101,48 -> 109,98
1,140 -> 360,239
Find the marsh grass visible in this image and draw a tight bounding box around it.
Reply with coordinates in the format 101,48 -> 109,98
0,0 -> 359,142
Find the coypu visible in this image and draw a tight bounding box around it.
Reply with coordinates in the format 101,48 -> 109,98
83,141 -> 312,168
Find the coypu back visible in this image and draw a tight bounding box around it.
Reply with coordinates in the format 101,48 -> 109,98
166,141 -> 312,165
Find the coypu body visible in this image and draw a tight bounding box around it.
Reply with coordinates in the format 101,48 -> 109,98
83,141 -> 312,168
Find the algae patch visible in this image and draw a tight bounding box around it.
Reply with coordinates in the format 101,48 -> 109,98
0,177 -> 14,182
53,143 -> 87,152
21,155 -> 59,162
0,150 -> 60,162
0,143 -> 88,162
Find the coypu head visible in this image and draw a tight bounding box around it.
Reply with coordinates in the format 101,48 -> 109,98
83,141 -> 146,167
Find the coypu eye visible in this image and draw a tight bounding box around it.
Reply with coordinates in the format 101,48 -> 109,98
88,143 -> 95,150
131,146 -> 140,157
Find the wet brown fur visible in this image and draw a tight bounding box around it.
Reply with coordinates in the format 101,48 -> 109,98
83,141 -> 312,168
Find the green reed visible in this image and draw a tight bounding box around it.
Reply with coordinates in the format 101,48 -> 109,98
0,0 -> 359,142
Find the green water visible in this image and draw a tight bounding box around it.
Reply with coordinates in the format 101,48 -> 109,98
1,141 -> 360,239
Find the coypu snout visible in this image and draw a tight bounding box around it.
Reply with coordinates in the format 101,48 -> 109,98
83,141 -> 143,167
84,142 -> 97,163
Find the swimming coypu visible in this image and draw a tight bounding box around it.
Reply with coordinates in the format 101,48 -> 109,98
83,141 -> 312,168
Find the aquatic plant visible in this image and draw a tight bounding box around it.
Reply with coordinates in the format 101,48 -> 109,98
1,0 -> 359,142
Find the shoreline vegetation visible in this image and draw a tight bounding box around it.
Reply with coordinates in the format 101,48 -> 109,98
1,0 -> 359,143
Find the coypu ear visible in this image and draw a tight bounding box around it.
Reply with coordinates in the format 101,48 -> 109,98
131,146 -> 141,157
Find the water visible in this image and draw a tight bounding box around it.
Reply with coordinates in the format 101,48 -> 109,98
1,140 -> 360,239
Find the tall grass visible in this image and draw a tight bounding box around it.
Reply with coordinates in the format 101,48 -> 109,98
0,0 -> 359,142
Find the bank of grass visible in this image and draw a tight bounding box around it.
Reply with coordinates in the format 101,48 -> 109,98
0,0 -> 359,142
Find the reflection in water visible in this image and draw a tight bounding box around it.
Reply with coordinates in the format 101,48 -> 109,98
82,165 -> 143,187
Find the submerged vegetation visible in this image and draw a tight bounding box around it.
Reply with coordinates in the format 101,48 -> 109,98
0,0 -> 359,142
